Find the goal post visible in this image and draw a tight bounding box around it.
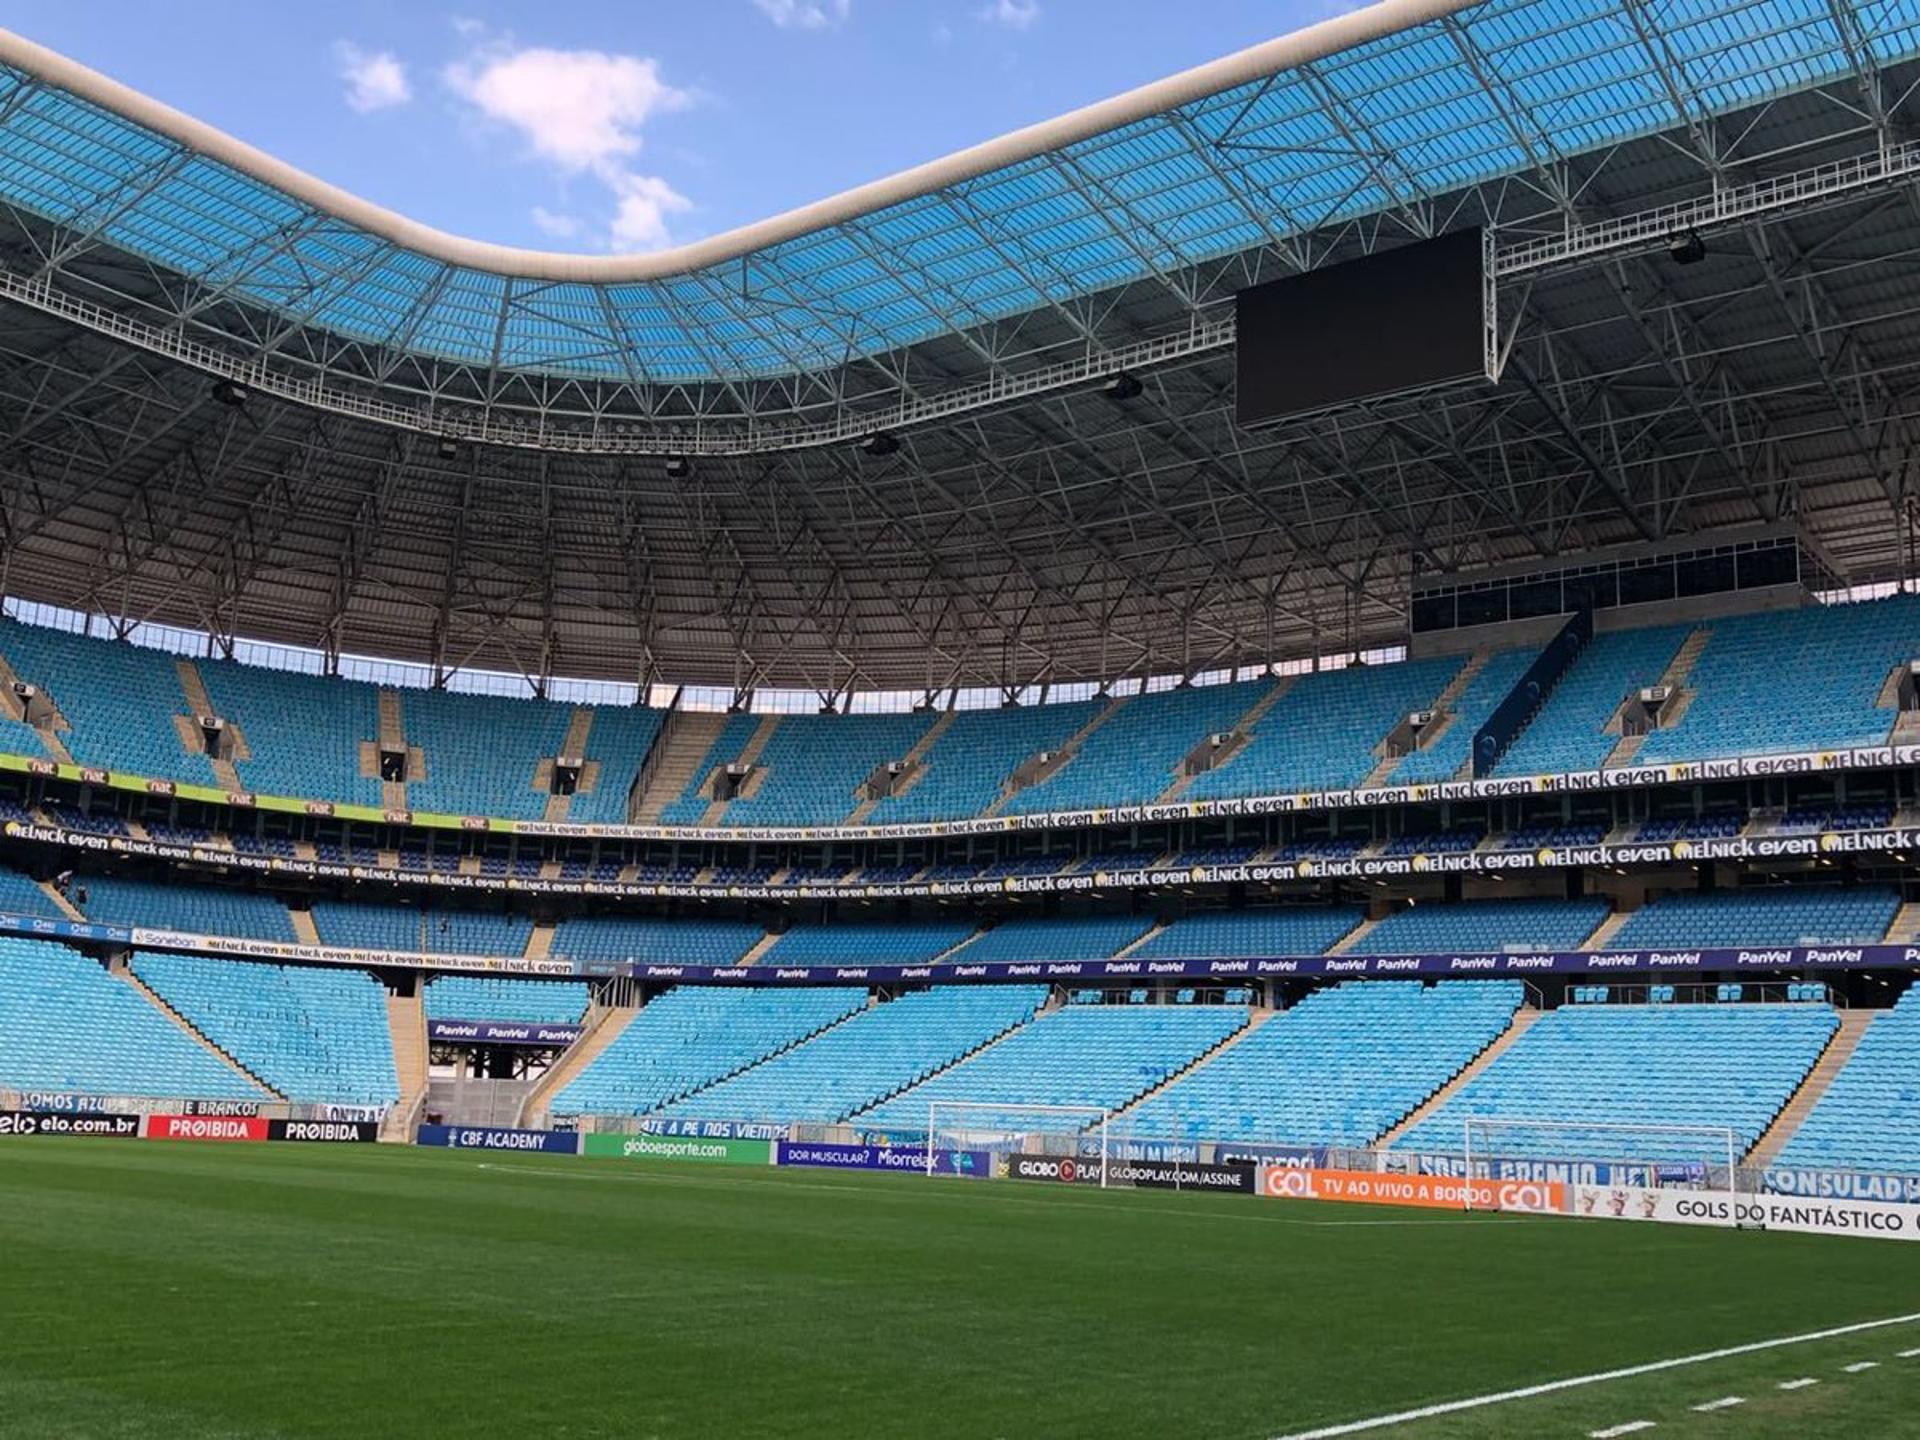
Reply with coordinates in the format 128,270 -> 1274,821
926,1101 -> 1125,1186
1461,1116 -> 1738,1216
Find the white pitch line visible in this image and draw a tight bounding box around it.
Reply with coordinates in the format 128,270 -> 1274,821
1269,1313 -> 1920,1440
1691,1396 -> 1744,1412
1777,1378 -> 1820,1391
1590,1423 -> 1656,1438
1843,1361 -> 1880,1373
1900,1348 -> 1920,1358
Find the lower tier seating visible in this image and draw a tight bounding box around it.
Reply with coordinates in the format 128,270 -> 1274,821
657,985 -> 1049,1125
857,1003 -> 1247,1132
133,952 -> 398,1106
552,986 -> 866,1115
423,974 -> 590,1023
1393,1002 -> 1838,1162
0,938 -> 265,1100
1773,986 -> 1920,1176
1126,981 -> 1523,1146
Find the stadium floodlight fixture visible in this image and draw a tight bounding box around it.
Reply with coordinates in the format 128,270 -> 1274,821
664,455 -> 692,479
209,378 -> 249,407
1667,230 -> 1706,265
1101,371 -> 1144,401
858,431 -> 900,458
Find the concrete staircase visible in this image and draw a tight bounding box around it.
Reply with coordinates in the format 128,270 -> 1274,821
0,645 -> 72,761
846,709 -> 957,822
172,659 -> 247,790
289,908 -> 322,945
372,690 -> 409,809
699,715 -> 780,825
1114,1008 -> 1278,1116
1581,909 -> 1632,951
1157,677 -> 1293,803
520,1004 -> 636,1128
119,967 -> 281,1098
631,711 -> 729,823
36,879 -> 84,920
1375,1008 -> 1543,1148
1361,649 -> 1491,788
1327,915 -> 1383,955
1604,626 -> 1711,767
1885,901 -> 1920,944
737,930 -> 782,966
986,694 -> 1130,816
541,707 -> 598,822
1745,1008 -> 1877,1167
381,993 -> 429,1142
525,923 -> 557,961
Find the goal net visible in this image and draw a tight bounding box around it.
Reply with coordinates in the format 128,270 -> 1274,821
1462,1117 -> 1738,1218
927,1102 -> 1129,1187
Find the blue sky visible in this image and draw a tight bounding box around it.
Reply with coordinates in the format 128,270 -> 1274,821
2,1 -> 1342,252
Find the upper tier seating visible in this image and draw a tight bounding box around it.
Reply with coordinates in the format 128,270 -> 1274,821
1773,986 -> 1920,1176
1394,1002 -> 1838,1161
1393,648 -> 1539,783
0,937 -> 265,1100
858,1003 -> 1248,1130
1362,896 -> 1611,953
757,920 -> 976,968
1006,682 -> 1266,813
423,974 -> 591,1023
1131,907 -> 1364,959
563,705 -> 667,825
866,701 -> 1102,824
1639,595 -> 1920,762
658,713 -> 762,825
311,900 -> 531,957
1611,887 -> 1900,948
548,915 -> 766,967
950,913 -> 1155,964
657,985 -> 1049,1124
401,689 -> 574,820
1127,981 -> 1523,1145
551,986 -> 866,1115
1494,624 -> 1690,775
719,712 -> 937,827
1188,658 -> 1462,800
198,656 -> 380,806
132,952 -> 398,1105
0,621 -> 213,782
79,875 -> 294,941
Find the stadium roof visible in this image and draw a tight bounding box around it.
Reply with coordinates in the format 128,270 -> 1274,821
0,6 -> 1914,695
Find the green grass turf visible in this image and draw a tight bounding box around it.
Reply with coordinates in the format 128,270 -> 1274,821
2,1139 -> 1919,1439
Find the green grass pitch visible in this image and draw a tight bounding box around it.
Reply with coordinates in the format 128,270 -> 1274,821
3,1139 -> 1919,1438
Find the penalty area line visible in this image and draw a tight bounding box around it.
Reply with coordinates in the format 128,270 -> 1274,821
1269,1312 -> 1920,1440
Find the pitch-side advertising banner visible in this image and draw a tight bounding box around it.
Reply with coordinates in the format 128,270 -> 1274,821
582,1133 -> 772,1165
0,1109 -> 141,1138
1003,1153 -> 1257,1192
1257,1166 -> 1565,1213
1573,1185 -> 1920,1240
774,1140 -> 991,1177
1762,1168 -> 1920,1204
146,1113 -> 270,1142
267,1119 -> 379,1143
416,1124 -> 580,1154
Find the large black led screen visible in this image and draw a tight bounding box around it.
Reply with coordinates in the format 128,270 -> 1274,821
1235,229 -> 1487,429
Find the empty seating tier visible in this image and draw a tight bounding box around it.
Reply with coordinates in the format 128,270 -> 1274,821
1773,986 -> 1920,1176
424,975 -> 591,1023
1131,908 -> 1363,959
1611,887 -> 1900,949
1362,896 -> 1610,954
311,900 -> 531,957
757,920 -> 976,968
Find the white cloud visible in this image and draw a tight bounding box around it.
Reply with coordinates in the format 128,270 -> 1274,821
334,42 -> 411,114
444,35 -> 694,251
753,0 -> 851,28
529,206 -> 583,239
977,0 -> 1039,28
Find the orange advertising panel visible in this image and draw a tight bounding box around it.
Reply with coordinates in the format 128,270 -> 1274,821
1258,1166 -> 1564,1214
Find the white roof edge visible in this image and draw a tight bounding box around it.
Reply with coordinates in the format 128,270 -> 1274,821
0,0 -> 1476,285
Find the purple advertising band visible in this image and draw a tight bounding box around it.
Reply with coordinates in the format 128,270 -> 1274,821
426,1019 -> 585,1046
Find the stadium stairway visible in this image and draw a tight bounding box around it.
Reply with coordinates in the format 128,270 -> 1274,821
540,708 -> 598,822
1374,1007 -> 1543,1148
632,712 -> 729,823
1156,678 -> 1291,803
289,908 -> 322,944
1604,626 -> 1711,767
699,716 -> 780,825
1744,1008 -> 1877,1167
36,879 -> 83,920
519,1003 -> 636,1128
845,710 -> 957,823
118,964 -> 285,1098
172,658 -> 247,791
1327,914 -> 1382,954
0,644 -> 65,761
1885,901 -> 1920,944
382,992 -> 429,1141
525,923 -> 557,961
1581,909 -> 1632,950
373,690 -> 409,810
1360,650 -> 1487,788
985,695 -> 1130,816
1114,1006 -> 1278,1117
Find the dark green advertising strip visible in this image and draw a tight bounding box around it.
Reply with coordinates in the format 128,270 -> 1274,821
581,1133 -> 773,1165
